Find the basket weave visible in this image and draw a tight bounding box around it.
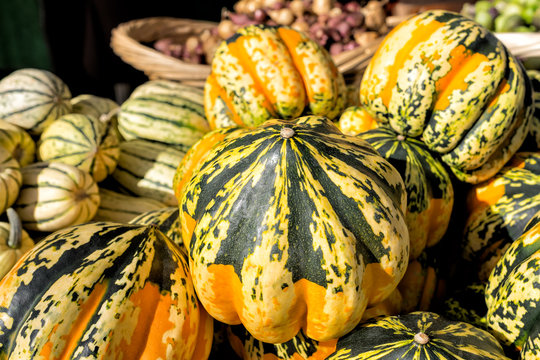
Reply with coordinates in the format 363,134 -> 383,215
110,16 -> 385,87
110,17 -> 218,87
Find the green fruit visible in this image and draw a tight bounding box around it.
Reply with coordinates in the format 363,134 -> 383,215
476,11 -> 495,29
494,13 -> 525,31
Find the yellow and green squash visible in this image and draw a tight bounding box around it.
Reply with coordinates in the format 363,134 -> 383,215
0,221 -> 213,359
359,10 -> 534,184
178,115 -> 408,343
204,24 -> 346,129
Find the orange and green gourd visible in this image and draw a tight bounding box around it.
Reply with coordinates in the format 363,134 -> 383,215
485,212 -> 540,359
359,126 -> 454,260
204,25 -> 346,129
0,221 -> 214,359
177,115 -> 409,344
359,10 -> 534,184
462,151 -> 540,281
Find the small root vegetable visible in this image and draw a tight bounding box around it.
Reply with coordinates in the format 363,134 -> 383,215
289,0 -> 306,17
291,18 -> 310,32
217,19 -> 237,39
312,0 -> 334,16
268,8 -> 295,25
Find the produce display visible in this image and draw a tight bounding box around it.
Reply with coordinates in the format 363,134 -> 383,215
0,6 -> 539,360
461,0 -> 540,32
153,0 -> 394,65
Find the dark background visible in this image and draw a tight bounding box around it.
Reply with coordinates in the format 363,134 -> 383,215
1,0 -> 236,102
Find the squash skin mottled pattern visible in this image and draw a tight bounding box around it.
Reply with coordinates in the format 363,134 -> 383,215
204,25 -> 346,129
485,214 -> 540,359
359,126 -> 453,260
0,68 -> 72,135
0,148 -> 21,216
179,115 -> 408,343
462,151 -> 540,281
359,10 -> 533,184
0,222 -> 213,360
129,207 -> 184,252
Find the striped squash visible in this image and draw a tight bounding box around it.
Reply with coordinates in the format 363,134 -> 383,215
93,188 -> 168,223
179,115 -> 408,343
0,208 -> 34,280
359,126 -> 454,260
0,68 -> 72,135
14,162 -> 100,232
0,120 -> 35,166
70,93 -> 119,121
228,310 -> 507,360
117,83 -> 209,152
338,106 -> 379,136
359,10 -> 534,184
112,139 -> 185,206
0,221 -> 213,359
462,151 -> 540,281
129,207 -> 183,251
204,24 -> 346,129
485,213 -> 540,359
0,147 -> 22,216
38,113 -> 121,182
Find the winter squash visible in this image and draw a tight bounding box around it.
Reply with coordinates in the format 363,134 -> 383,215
462,151 -> 540,281
485,212 -> 540,359
0,221 -> 213,359
14,162 -> 100,232
117,82 -> 209,152
112,139 -> 185,206
38,113 -> 121,182
0,147 -> 22,216
204,24 -> 346,129
0,208 -> 33,280
441,282 -> 488,331
359,126 -> 454,260
178,115 -> 408,343
359,10 -> 534,184
0,120 -> 35,166
0,68 -> 72,134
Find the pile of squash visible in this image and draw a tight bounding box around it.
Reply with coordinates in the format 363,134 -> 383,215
0,9 -> 538,360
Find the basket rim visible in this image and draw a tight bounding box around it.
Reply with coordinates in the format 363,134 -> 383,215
110,17 -> 218,81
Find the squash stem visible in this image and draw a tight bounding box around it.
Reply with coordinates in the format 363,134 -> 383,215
280,127 -> 295,139
414,332 -> 430,345
6,208 -> 22,249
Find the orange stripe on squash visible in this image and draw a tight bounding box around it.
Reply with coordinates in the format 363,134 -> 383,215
293,279 -> 330,341
434,45 -> 490,111
227,37 -> 278,118
181,212 -> 197,251
277,27 -> 312,107
467,178 -> 505,212
364,262 -> 397,305
117,282 -> 175,359
380,18 -> 445,108
205,74 -> 243,128
191,306 -> 214,360
39,281 -> 108,360
204,264 -> 245,324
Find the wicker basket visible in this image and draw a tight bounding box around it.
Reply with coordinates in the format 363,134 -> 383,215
110,17 -> 218,87
110,16 -> 386,87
